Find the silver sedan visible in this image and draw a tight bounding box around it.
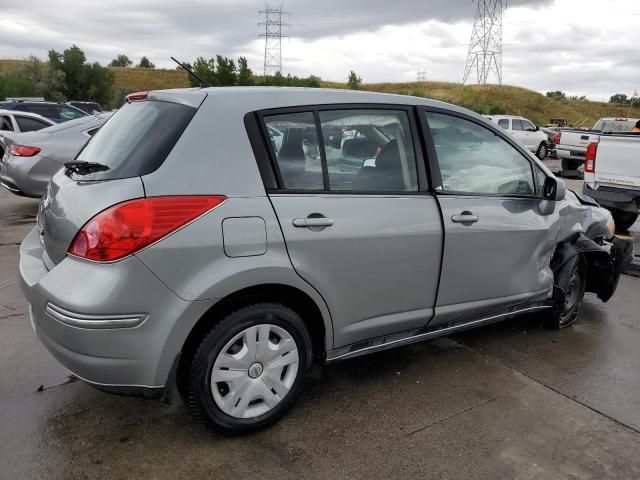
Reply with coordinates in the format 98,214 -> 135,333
0,112 -> 112,197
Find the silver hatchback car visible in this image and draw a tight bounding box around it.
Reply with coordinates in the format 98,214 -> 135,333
19,88 -> 632,434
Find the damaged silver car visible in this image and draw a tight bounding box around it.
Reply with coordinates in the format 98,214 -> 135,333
19,88 -> 633,434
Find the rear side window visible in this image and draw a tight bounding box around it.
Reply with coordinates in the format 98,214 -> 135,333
74,100 -> 196,180
15,116 -> 49,132
498,119 -> 509,129
16,104 -> 57,119
0,115 -> 14,131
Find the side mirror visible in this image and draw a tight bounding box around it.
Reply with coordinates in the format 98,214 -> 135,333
542,176 -> 566,201
535,126 -> 540,131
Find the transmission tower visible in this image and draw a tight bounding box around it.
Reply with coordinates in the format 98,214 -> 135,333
259,3 -> 289,76
416,69 -> 427,82
462,0 -> 504,85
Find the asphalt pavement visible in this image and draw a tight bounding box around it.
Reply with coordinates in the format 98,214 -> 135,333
1,181 -> 640,479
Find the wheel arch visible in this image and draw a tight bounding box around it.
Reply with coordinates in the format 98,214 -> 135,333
174,283 -> 331,393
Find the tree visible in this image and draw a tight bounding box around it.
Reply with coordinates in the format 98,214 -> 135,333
190,56 -> 216,86
545,90 -> 566,100
109,54 -> 132,67
347,71 -> 362,90
137,56 -> 155,69
610,93 -> 629,104
237,57 -> 254,86
48,45 -> 114,104
215,55 -> 236,86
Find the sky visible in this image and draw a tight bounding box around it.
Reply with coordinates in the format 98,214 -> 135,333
0,0 -> 638,100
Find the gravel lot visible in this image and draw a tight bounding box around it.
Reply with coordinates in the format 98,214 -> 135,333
1,172 -> 640,479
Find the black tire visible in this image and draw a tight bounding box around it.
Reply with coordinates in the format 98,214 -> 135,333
536,142 -> 548,160
611,209 -> 638,232
546,255 -> 586,329
186,303 -> 312,435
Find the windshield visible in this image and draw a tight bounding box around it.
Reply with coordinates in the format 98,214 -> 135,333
74,100 -> 196,180
593,119 -> 639,132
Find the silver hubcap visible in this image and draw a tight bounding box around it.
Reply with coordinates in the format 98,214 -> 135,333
210,324 -> 299,419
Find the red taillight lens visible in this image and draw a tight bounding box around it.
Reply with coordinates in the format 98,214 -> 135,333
584,142 -> 598,173
553,132 -> 561,145
9,145 -> 41,157
126,91 -> 149,102
68,196 -> 227,262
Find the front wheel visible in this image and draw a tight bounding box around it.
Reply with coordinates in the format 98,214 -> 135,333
546,255 -> 586,329
536,142 -> 548,160
611,209 -> 638,232
186,303 -> 312,435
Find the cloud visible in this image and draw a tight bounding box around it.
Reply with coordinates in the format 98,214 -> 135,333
0,0 -> 637,98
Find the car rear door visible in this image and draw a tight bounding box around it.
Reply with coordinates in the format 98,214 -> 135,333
421,109 -> 555,327
258,106 -> 443,348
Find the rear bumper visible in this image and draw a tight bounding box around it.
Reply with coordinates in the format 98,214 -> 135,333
556,147 -> 585,161
583,184 -> 640,213
19,226 -> 215,389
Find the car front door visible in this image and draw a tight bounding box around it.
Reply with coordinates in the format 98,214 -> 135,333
422,109 -> 555,327
261,107 -> 443,348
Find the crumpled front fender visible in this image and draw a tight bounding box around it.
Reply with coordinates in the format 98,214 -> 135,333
551,232 -> 634,302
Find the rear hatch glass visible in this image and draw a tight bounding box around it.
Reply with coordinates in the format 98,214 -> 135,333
72,99 -> 197,181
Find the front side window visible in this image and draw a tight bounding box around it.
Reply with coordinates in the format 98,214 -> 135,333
426,112 -> 535,195
319,109 -> 418,192
263,112 -> 323,190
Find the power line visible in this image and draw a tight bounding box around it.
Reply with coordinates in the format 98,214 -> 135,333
258,3 -> 289,76
463,0 -> 504,85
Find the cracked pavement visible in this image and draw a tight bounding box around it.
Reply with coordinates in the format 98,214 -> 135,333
1,176 -> 640,479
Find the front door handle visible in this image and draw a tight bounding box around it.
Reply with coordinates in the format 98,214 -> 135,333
451,211 -> 478,224
292,217 -> 334,228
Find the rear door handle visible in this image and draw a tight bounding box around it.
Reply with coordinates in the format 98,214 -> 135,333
292,217 -> 334,228
451,211 -> 478,224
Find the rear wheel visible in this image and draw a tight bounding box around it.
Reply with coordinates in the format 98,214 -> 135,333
536,142 -> 548,160
611,209 -> 638,232
546,255 -> 586,329
186,303 -> 312,435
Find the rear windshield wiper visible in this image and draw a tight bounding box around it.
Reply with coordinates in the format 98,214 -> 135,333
64,161 -> 110,175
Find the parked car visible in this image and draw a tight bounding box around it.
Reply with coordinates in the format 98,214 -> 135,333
0,112 -> 112,197
67,101 -> 102,114
19,88 -> 633,435
484,115 -> 549,159
555,117 -> 640,178
0,109 -> 56,156
0,100 -> 88,123
583,132 -> 640,230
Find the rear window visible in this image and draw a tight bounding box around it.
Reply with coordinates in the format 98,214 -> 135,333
74,100 -> 196,180
593,119 -> 639,132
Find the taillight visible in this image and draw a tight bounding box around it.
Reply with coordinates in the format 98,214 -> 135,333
553,132 -> 561,145
584,142 -> 598,173
68,196 -> 227,262
126,91 -> 149,102
9,145 -> 41,157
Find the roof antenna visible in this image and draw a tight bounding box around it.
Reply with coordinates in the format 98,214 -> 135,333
170,56 -> 210,87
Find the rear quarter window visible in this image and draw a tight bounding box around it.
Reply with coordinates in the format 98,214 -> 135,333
73,100 -> 196,180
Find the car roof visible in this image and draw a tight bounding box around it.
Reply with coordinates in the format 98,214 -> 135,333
150,86 -> 488,121
485,115 -> 528,120
0,109 -> 55,123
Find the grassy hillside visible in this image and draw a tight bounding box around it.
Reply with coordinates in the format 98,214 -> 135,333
2,59 -> 639,125
333,81 -> 640,127
110,67 -> 189,92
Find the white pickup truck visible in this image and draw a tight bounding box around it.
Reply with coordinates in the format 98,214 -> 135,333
556,117 -> 639,178
583,132 -> 640,230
